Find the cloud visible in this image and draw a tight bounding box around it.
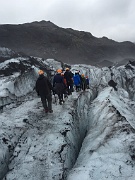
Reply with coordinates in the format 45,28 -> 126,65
0,0 -> 135,42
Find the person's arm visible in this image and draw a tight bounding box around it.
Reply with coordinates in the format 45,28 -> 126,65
47,79 -> 53,91
53,76 -> 56,87
35,81 -> 39,96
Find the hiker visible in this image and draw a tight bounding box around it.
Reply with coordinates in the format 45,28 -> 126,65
61,73 -> 68,98
77,70 -> 82,91
36,70 -> 53,113
81,74 -> 87,91
73,71 -> 81,91
53,69 -> 65,105
108,79 -> 117,91
64,68 -> 74,95
86,76 -> 90,89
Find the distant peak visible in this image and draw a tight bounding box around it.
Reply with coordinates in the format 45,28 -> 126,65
24,20 -> 58,28
32,20 -> 52,24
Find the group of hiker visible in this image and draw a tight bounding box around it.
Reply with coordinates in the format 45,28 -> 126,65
35,68 -> 90,113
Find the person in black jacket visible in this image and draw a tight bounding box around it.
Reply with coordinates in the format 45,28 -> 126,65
108,79 -> 117,91
36,70 -> 53,113
53,69 -> 65,105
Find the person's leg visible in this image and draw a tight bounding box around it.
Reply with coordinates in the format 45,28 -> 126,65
57,94 -> 61,104
60,93 -> 64,102
64,88 -> 68,98
66,82 -> 71,95
70,83 -> 73,92
46,94 -> 52,112
76,85 -> 79,91
41,96 -> 48,112
82,84 -> 84,91
58,94 -> 62,105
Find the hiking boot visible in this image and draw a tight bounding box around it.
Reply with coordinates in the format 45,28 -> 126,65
49,110 -> 53,113
59,101 -> 62,105
60,99 -> 64,105
45,109 -> 48,113
64,94 -> 68,98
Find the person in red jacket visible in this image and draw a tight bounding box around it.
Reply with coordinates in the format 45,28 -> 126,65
61,73 -> 68,98
36,70 -> 53,113
64,68 -> 74,95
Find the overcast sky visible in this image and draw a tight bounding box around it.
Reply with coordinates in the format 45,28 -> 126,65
0,0 -> 135,42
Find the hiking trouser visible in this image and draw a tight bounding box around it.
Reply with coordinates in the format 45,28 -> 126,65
58,94 -> 63,102
40,94 -> 52,110
75,85 -> 81,91
54,83 -> 64,101
67,81 -> 73,95
81,83 -> 86,91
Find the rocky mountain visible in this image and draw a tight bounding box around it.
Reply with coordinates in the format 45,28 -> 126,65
0,20 -> 135,66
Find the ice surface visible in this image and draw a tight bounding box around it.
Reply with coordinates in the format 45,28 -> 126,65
0,54 -> 135,179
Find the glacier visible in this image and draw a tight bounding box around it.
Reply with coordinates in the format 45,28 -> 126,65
0,47 -> 135,180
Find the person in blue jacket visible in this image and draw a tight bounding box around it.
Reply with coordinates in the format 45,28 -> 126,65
73,71 -> 81,91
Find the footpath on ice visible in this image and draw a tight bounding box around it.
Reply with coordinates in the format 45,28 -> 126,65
0,90 -> 95,180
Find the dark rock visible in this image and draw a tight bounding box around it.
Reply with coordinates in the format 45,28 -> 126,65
1,21 -> 135,67
108,80 -> 118,91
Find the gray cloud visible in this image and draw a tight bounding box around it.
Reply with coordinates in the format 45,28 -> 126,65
0,0 -> 135,42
